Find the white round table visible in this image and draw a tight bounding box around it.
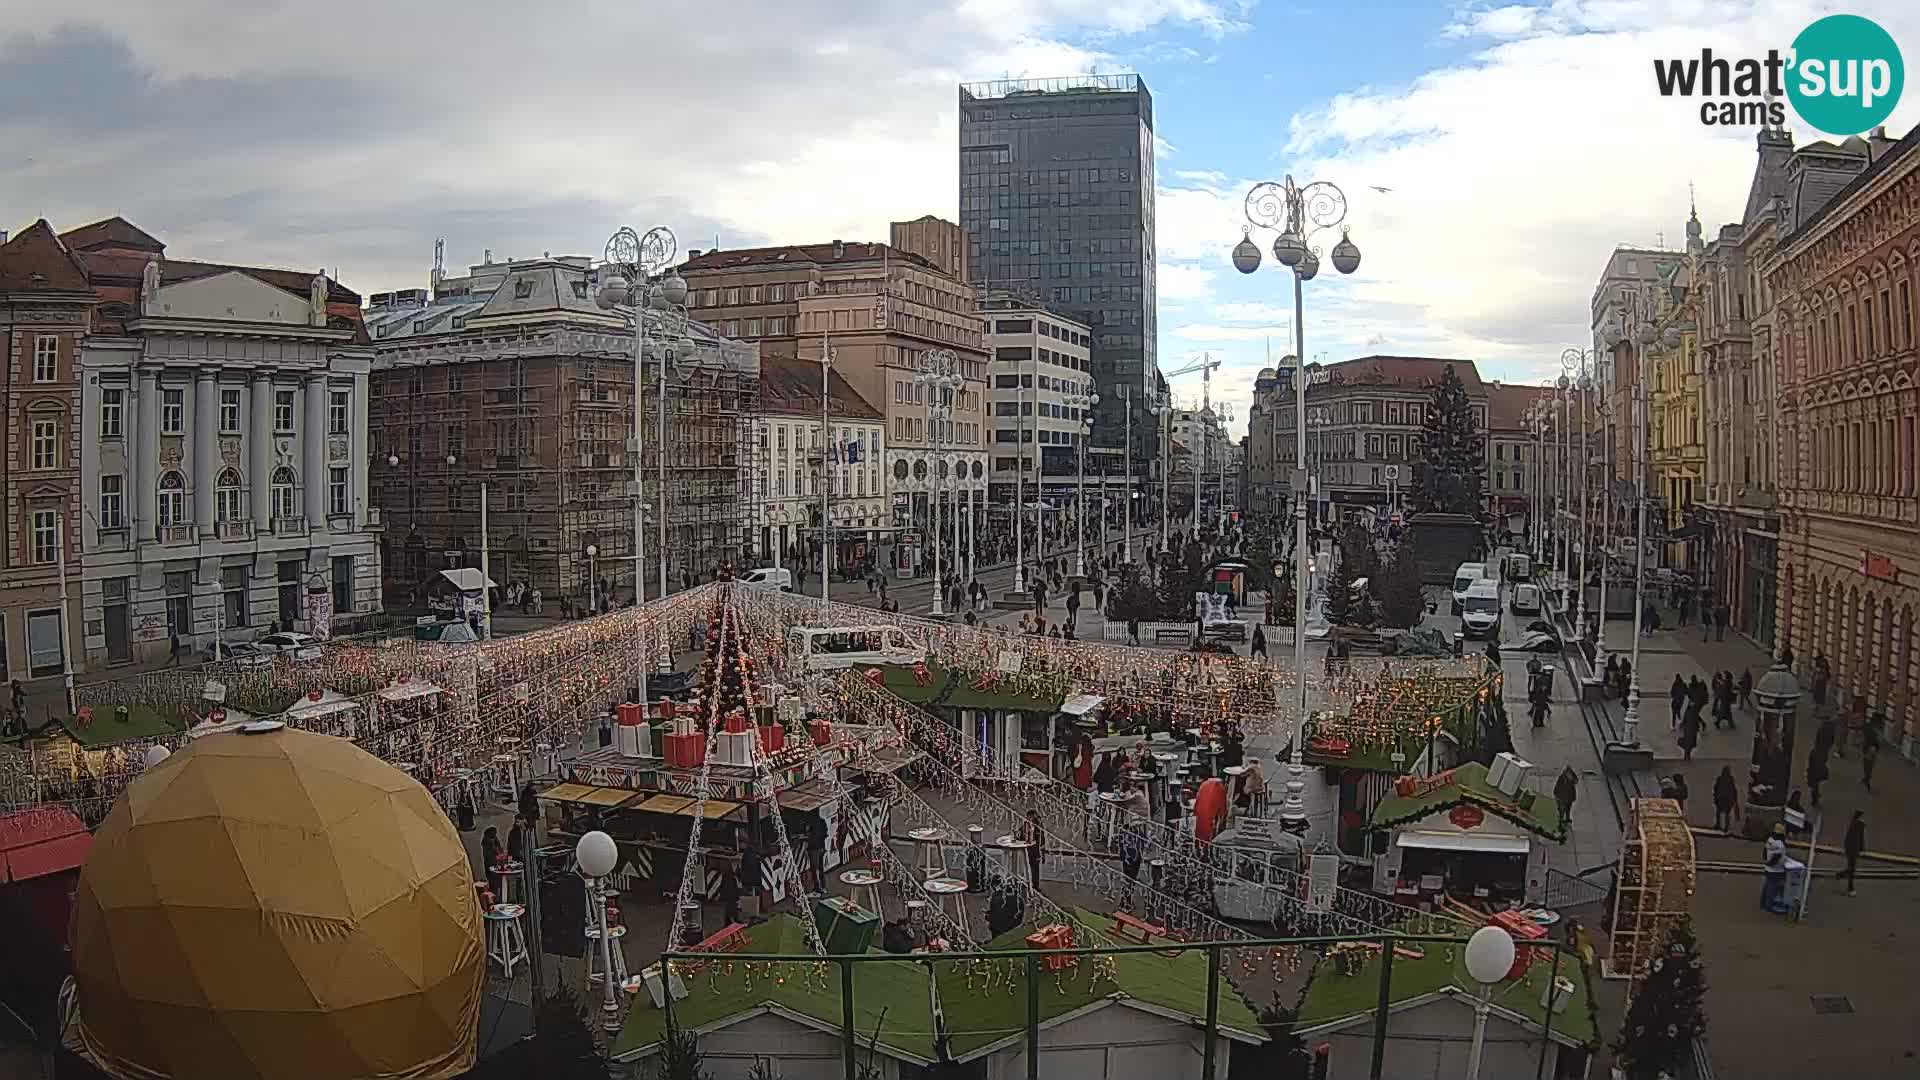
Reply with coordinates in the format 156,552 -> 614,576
922,877 -> 969,929
993,836 -> 1036,882
840,868 -> 884,912
907,827 -> 950,878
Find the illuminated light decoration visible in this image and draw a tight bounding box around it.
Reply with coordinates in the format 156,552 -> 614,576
1605,797 -> 1696,986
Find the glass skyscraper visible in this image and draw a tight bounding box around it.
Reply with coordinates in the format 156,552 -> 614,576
958,75 -> 1158,469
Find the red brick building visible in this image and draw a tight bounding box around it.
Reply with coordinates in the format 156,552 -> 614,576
1771,126 -> 1920,750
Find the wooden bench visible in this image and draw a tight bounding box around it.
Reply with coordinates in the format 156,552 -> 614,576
680,922 -> 747,973
1110,911 -> 1167,946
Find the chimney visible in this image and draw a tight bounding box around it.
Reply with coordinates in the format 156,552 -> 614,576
0,229 -> 8,245
832,239 -> 846,259
687,249 -> 703,259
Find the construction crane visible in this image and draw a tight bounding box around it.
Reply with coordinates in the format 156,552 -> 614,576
1158,354 -> 1221,537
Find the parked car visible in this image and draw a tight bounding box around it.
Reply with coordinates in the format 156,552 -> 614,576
207,641 -> 272,669
254,632 -> 323,661
1510,583 -> 1542,615
742,567 -> 795,592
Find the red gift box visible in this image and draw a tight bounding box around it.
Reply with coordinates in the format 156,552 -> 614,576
758,725 -> 785,753
809,720 -> 834,747
1487,910 -> 1547,978
723,711 -> 750,735
616,702 -> 644,728
663,732 -> 706,769
1024,923 -> 1076,972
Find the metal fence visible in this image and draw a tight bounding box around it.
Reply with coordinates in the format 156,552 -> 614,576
642,932 -> 1588,1080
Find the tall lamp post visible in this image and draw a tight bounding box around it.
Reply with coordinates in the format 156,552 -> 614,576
586,544 -> 598,615
1611,317 -> 1664,750
1012,342 -> 1031,595
1068,390 -> 1099,577
1463,924 -> 1518,1080
1234,175 -> 1362,837
1153,393 -> 1172,556
575,830 -> 622,1032
597,225 -> 686,693
1121,385 -> 1136,563
1562,348 -> 1596,642
916,348 -> 961,616
1593,393 -> 1614,674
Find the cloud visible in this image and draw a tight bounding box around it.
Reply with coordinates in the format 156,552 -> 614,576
0,0 -> 1227,291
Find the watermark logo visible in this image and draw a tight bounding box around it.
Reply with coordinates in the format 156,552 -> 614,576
1652,14 -> 1903,135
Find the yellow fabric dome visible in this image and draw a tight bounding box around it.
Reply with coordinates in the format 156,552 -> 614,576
70,724 -> 485,1080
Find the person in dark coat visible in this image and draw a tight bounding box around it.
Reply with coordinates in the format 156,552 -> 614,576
481,827 -> 503,899
1686,674 -> 1710,729
1669,675 -> 1688,732
1678,709 -> 1700,761
1712,766 -> 1740,833
1250,623 -> 1268,660
1841,811 -> 1867,897
1806,748 -> 1830,808
1553,766 -> 1578,824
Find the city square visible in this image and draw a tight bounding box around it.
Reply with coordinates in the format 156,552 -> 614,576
3,5 -> 1920,1080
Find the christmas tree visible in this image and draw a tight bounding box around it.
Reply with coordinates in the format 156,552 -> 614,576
1409,364 -> 1488,516
1378,545 -> 1427,628
1325,541 -> 1356,626
1611,921 -> 1708,1080
527,984 -> 608,1079
1269,564 -> 1297,626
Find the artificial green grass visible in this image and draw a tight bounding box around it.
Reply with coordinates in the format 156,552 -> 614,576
611,916 -> 940,1062
877,660 -> 1065,714
614,907 -> 1266,1064
1369,761 -> 1565,841
58,707 -> 186,747
1295,939 -> 1597,1046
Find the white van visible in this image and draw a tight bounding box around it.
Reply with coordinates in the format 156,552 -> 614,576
1450,562 -> 1487,614
1460,579 -> 1503,638
742,567 -> 794,592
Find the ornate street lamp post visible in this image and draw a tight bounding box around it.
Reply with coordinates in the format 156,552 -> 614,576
916,348 -> 961,616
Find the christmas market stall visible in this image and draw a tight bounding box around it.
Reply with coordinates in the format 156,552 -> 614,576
1369,756 -> 1564,907
869,658 -> 1070,780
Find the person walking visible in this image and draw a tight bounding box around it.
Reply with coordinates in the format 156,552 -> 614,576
1669,675 -> 1687,732
1712,672 -> 1735,730
1554,765 -> 1578,825
1841,810 -> 1866,897
1019,808 -> 1046,885
1761,823 -> 1788,911
166,630 -> 183,668
1737,668 -> 1755,714
1712,766 -> 1740,833
1678,708 -> 1700,761
1714,601 -> 1730,641
1806,746 -> 1829,809
1250,623 -> 1268,661
1861,722 -> 1880,792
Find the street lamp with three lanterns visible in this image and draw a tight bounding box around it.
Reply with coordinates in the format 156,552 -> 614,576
915,348 -> 962,616
1068,389 -> 1099,578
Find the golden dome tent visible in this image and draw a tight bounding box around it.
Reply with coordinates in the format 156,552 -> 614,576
69,721 -> 485,1080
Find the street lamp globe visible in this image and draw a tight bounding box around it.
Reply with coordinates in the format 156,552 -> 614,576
143,745 -> 172,768
594,277 -> 629,311
1464,925 -> 1517,985
446,454 -> 457,466
386,454 -> 399,467
1298,250 -> 1321,282
586,544 -> 597,558
1330,230 -> 1362,275
1271,228 -> 1308,267
1580,373 -> 1593,392
575,830 -> 619,878
658,272 -> 689,307
1232,233 -> 1263,275
1558,374 -> 1570,391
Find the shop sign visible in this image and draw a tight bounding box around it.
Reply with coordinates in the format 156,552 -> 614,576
1861,550 -> 1898,583
1449,804 -> 1486,830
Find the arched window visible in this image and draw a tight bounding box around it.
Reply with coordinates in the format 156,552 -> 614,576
270,466 -> 297,522
215,468 -> 245,523
157,471 -> 187,527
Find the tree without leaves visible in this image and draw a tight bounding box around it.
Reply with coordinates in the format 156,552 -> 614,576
1409,364 -> 1488,516
1612,921 -> 1708,1080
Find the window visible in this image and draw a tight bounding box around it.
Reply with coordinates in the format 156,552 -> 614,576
332,555 -> 354,613
26,609 -> 64,679
746,318 -> 762,336
165,571 -> 192,636
725,287 -> 741,305
30,419 -> 58,469
33,335 -> 58,382
215,468 -> 245,522
271,467 -> 298,522
222,565 -> 250,630
100,388 -> 124,437
329,390 -> 350,434
99,474 -> 124,529
161,389 -> 184,433
157,471 -> 187,527
329,467 -> 350,516
513,278 -> 534,299
220,388 -> 242,432
274,390 -> 296,433
30,510 -> 57,564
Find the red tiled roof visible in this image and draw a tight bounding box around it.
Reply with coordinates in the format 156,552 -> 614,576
59,215 -> 165,256
0,219 -> 93,294
0,805 -> 90,883
759,355 -> 884,420
1485,382 -> 1552,432
1319,355 -> 1486,392
682,242 -> 938,275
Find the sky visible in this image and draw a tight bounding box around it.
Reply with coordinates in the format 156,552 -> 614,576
6,0 -> 1918,437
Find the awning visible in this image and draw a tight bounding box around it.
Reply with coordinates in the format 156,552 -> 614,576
288,689 -> 361,721
538,782 -> 640,808
439,568 -> 497,592
378,680 -> 445,702
1060,694 -> 1106,717
776,780 -> 838,812
854,746 -> 926,774
633,794 -> 744,820
1396,831 -> 1529,855
0,807 -> 92,883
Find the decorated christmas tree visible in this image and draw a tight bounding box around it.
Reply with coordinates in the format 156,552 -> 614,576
1611,921 -> 1707,1080
1378,545 -> 1426,628
1325,542 -> 1356,626
1409,364 -> 1488,516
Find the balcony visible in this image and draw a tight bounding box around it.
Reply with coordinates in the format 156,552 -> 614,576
272,516 -> 308,539
217,520 -> 254,541
158,524 -> 199,545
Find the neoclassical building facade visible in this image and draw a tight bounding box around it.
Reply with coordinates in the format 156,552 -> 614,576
1770,127 -> 1920,751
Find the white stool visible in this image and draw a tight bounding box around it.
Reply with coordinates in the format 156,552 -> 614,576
840,869 -> 884,913
904,899 -> 929,933
491,753 -> 519,801
587,924 -> 629,987
495,860 -> 524,906
485,904 -> 529,977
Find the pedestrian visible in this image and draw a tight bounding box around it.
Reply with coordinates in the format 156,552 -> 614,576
1714,602 -> 1730,641
1669,771 -> 1689,813
1701,601 -> 1714,640
739,843 -> 764,922
481,827 -> 503,899
1761,822 -> 1788,911
1669,675 -> 1686,732
1678,709 -> 1699,760
1250,623 -> 1267,660
806,812 -> 828,895
1127,617 -> 1141,647
1841,810 -> 1866,897
1712,673 -> 1734,730
1737,668 -> 1755,714
1604,655 -> 1621,699
166,630 -> 183,668
1019,808 -> 1045,884
1861,727 -> 1879,792
1554,765 -> 1578,824
1687,673 -> 1709,726
1806,747 -> 1829,808
1712,765 -> 1740,833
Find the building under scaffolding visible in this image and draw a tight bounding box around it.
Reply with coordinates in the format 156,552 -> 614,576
365,252 -> 760,609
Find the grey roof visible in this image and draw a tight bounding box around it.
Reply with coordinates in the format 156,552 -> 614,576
1786,124 -> 1920,243
366,299 -> 489,343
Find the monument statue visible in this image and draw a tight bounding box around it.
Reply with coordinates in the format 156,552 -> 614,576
310,273 -> 329,326
140,256 -> 162,313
